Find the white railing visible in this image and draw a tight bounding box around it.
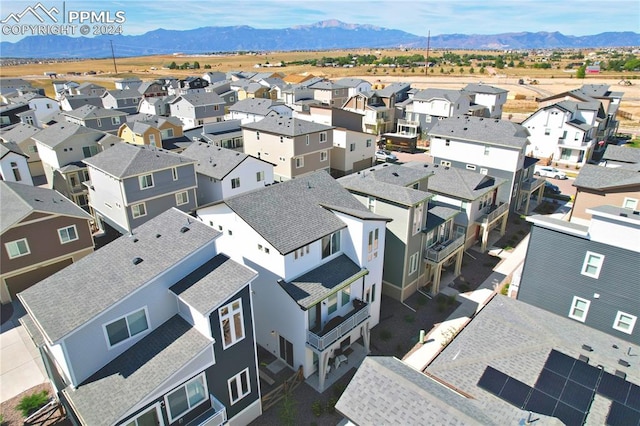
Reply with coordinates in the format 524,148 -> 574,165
192,394 -> 227,426
476,202 -> 509,225
307,304 -> 370,351
424,235 -> 465,263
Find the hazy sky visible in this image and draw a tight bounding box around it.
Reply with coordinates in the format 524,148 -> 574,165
1,0 -> 639,43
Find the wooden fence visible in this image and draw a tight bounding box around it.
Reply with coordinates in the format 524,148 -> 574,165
261,366 -> 304,412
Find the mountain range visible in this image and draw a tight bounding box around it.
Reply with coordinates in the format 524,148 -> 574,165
1,20 -> 638,58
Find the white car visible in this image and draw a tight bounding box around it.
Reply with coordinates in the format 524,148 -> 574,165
375,150 -> 398,162
534,166 -> 567,180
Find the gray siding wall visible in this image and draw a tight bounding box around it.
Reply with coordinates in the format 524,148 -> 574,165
123,164 -> 197,205
128,188 -> 197,230
518,225 -> 640,345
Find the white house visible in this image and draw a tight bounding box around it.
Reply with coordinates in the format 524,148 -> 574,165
9,93 -> 58,128
0,142 -> 33,185
463,83 -> 508,119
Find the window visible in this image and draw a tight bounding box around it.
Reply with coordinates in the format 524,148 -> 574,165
349,143 -> 356,152
294,245 -> 309,259
581,251 -> 604,279
228,368 -> 251,405
58,225 -> 78,244
10,162 -> 21,181
544,128 -> 551,136
320,132 -> 327,143
568,296 -> 590,322
623,198 -> 638,210
366,139 -> 372,148
484,145 -> 490,156
412,202 -> 424,235
27,145 -> 38,154
256,171 -> 264,182
104,308 -> 149,347
440,160 -> 451,167
172,167 -> 178,181
305,135 -> 310,145
96,118 -> 102,127
327,293 -> 338,314
367,196 -> 376,212
466,164 -> 476,170
613,311 -> 637,334
231,177 -> 240,189
280,136 -> 284,144
111,116 -> 121,125
408,252 -> 419,275
132,203 -> 147,218
82,145 -> 98,158
176,191 -> 189,206
166,374 -> 207,422
320,151 -> 328,162
341,286 -> 351,306
445,139 -> 450,146
322,231 -> 340,258
368,228 -> 379,261
480,168 -> 488,175
256,131 -> 260,140
295,157 -> 304,169
219,299 -> 245,349
138,174 -> 154,189
5,239 -> 30,259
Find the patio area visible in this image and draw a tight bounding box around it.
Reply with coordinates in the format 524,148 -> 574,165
305,341 -> 367,393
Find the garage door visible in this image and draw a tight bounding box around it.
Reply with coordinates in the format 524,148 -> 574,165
5,258 -> 73,300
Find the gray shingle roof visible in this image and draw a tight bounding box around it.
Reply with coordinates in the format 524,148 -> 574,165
336,356 -> 496,426
224,170 -> 384,255
463,83 -> 507,94
32,121 -> 104,149
0,122 -> 40,143
172,92 -> 224,107
63,315 -> 211,426
376,82 -> 410,97
228,98 -> 282,115
63,105 -> 127,120
573,164 -> 640,190
429,115 -> 530,149
241,115 -> 333,137
18,208 -> 220,342
602,145 -> 640,164
170,254 -> 256,314
181,142 -> 249,179
59,94 -> 103,109
335,78 -> 368,88
0,141 -> 26,159
427,295 -> 640,425
308,81 -> 346,90
103,89 -> 141,99
413,88 -> 466,102
280,254 -> 366,308
83,142 -> 194,179
1,180 -> 92,233
425,205 -> 461,230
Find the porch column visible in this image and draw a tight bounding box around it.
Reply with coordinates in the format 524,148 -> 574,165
362,323 -> 370,353
500,214 -> 508,236
481,224 -> 489,252
454,250 -> 463,276
319,351 -> 331,393
431,263 -> 443,295
537,187 -> 544,204
525,194 -> 531,215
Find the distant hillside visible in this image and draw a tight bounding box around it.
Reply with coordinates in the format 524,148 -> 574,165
1,20 -> 638,58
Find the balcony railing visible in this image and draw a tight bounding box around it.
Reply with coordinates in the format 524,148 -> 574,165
424,235 -> 465,263
521,176 -> 546,192
187,394 -> 226,426
307,301 -> 370,351
475,202 -> 509,226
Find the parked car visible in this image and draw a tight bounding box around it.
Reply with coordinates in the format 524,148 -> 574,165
534,166 -> 567,180
544,181 -> 560,196
375,150 -> 398,162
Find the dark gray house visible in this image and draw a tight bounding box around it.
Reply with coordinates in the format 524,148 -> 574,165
101,89 -> 142,114
62,105 -> 128,133
518,205 -> 640,345
18,208 -> 262,425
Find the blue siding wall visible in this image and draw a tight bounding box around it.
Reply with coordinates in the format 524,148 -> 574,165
518,225 -> 640,345
123,164 -> 197,204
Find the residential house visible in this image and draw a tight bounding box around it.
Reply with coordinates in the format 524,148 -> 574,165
84,142 -> 197,234
62,105 -> 128,133
59,94 -> 104,112
0,142 -> 33,185
334,78 -> 372,97
181,142 -> 274,205
206,80 -> 237,111
101,89 -> 142,114
52,81 -> 80,100
518,205 -> 639,345
257,77 -> 286,101
0,78 -> 41,101
570,164 -> 640,225
137,80 -> 167,98
137,95 -> 176,116
168,77 -> 210,96
463,83 -> 508,119
18,208 -> 262,425
402,88 -> 472,136
197,171 -> 391,392
242,115 -> 334,181
118,115 -> 185,149
114,78 -> 142,90
282,84 -> 319,112
0,123 -> 44,177
228,98 -> 292,124
341,83 -> 405,136
74,83 -> 106,97
429,116 -> 543,212
198,120 -> 244,150
1,181 -> 93,303
0,103 -> 31,128
522,100 -> 604,165
282,73 -> 318,85
8,93 -> 58,128
234,81 -> 270,101
307,80 -> 349,107
202,72 -> 226,84
599,143 -> 640,168
169,92 -> 225,130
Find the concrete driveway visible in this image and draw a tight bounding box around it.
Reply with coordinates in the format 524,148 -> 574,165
0,303 -> 47,403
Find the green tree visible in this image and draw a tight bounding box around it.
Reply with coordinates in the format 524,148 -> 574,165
193,61 -> 200,69
469,66 -> 475,74
203,64 -> 212,69
576,65 -> 587,79
479,66 -> 486,74
168,61 -> 177,69
459,67 -> 464,74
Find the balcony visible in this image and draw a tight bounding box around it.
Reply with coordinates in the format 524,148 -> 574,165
424,235 -> 465,263
475,202 -> 509,226
521,176 -> 545,192
187,394 -> 226,426
307,300 -> 370,352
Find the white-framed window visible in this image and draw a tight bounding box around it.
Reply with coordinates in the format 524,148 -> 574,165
327,292 -> 338,314
368,228 -> 379,261
256,171 -> 264,182
445,139 -> 450,146
623,197 -> 638,210
408,252 -> 419,275
295,157 -> 304,169
280,136 -> 284,144
124,405 -> 162,426
613,311 -> 637,334
367,196 -> 376,211
228,368 -> 251,405
172,167 -> 178,181
568,296 -> 590,322
412,202 -> 424,235
320,132 -> 327,143
484,145 -> 490,156
321,231 -> 340,259
581,251 -> 604,279
366,139 -> 372,148
176,191 -> 189,206
219,299 -> 245,349
544,128 -> 551,136
231,177 -> 240,189
320,151 -> 328,162
256,131 -> 260,140
58,225 -> 78,244
10,162 -> 21,181
480,168 -> 488,175
5,238 -> 30,259
305,135 -> 310,146
341,286 -> 351,306
466,164 -> 476,170
349,143 -> 355,152
111,116 -> 121,125
96,118 -> 102,127
82,145 -> 99,158
27,145 -> 38,154
103,307 -> 149,347
138,174 -> 154,189
440,160 -> 451,167
132,202 -> 147,218
294,245 -> 309,260
166,373 -> 208,422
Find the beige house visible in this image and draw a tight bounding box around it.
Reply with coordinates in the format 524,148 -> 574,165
242,115 -> 334,181
118,115 -> 184,148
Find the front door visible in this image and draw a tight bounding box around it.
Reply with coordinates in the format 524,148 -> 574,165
279,335 -> 294,367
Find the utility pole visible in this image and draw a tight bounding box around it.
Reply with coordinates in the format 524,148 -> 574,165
110,40 -> 118,74
425,30 -> 430,76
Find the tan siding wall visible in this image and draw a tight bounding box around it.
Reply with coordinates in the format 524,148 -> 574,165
572,187 -> 640,221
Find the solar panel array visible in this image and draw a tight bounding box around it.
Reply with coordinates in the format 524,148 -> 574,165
477,349 -> 640,426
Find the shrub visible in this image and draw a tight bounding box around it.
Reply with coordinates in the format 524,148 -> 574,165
311,400 -> 324,417
379,329 -> 392,341
326,397 -> 338,414
279,390 -> 297,426
447,295 -> 457,306
501,283 -> 510,296
333,383 -> 347,397
17,390 -> 49,417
